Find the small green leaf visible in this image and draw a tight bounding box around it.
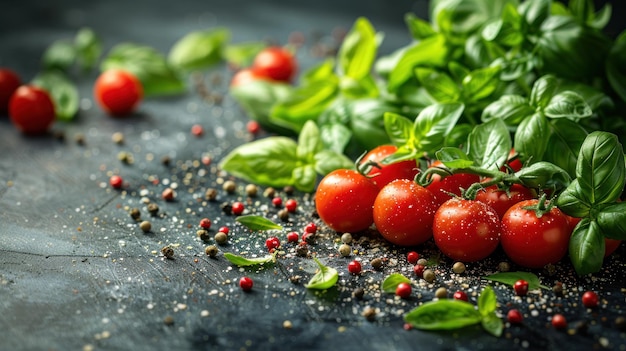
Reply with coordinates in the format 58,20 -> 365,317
595,202 -> 626,240
477,286 -> 497,316
514,113 -> 550,164
384,112 -> 414,147
337,17 -> 377,80
606,31 -> 626,103
544,91 -> 592,119
405,13 -> 437,39
168,28 -> 230,70
223,252 -> 276,267
404,299 -> 482,331
74,27 -> 102,71
223,41 -> 266,68
481,312 -> 503,337
530,75 -> 559,109
569,219 -> 605,275
481,94 -> 533,126
435,147 -> 474,168
381,273 -> 411,293
468,118 -> 511,170
557,179 -> 592,218
414,102 -> 465,154
235,215 -> 283,231
461,65 -> 501,102
388,34 -> 449,92
32,71 -> 79,121
42,40 -> 76,71
415,68 -> 460,102
292,165 -> 318,193
515,161 -> 571,191
305,256 -> 339,290
544,118 -> 588,178
483,271 -> 549,290
313,150 -> 355,176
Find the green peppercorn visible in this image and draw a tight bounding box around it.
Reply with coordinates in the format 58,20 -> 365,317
423,269 -> 436,283
214,232 -> 228,245
204,245 -> 218,258
435,287 -> 448,299
370,257 -> 383,270
452,262 -> 466,274
222,180 -> 236,193
139,220 -> 151,233
416,258 -> 428,266
498,261 -> 511,272
245,184 -> 258,197
340,233 -> 353,244
338,244 -> 351,257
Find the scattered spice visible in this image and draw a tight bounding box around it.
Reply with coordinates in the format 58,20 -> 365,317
423,269 -> 436,283
370,257 -> 383,270
139,220 -> 152,233
161,245 -> 174,259
435,287 -> 448,299
245,184 -> 258,197
147,203 -> 159,216
205,245 -> 218,258
452,262 -> 466,274
205,188 -> 218,201
222,180 -> 236,193
362,307 -> 376,321
338,244 -> 351,257
111,132 -> 124,144
129,208 -> 141,220
214,231 -> 228,245
197,229 -> 210,241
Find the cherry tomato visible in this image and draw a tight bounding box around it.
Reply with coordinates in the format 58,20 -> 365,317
502,148 -> 523,172
475,184 -> 535,218
0,68 -> 21,112
230,68 -> 265,87
426,161 -> 480,207
373,179 -> 437,247
500,199 -> 571,268
433,198 -> 501,262
359,145 -> 419,189
94,69 -> 143,116
252,46 -> 297,82
315,169 -> 379,233
9,85 -> 56,135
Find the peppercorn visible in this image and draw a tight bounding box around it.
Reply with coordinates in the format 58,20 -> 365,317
416,258 -> 428,266
147,203 -> 159,216
553,282 -> 564,297
161,155 -> 171,166
112,132 -> 124,144
353,287 -> 365,300
338,244 -> 351,257
161,245 -> 174,259
197,229 -> 210,241
117,151 -> 134,164
214,231 -> 228,245
220,202 -> 232,215
296,243 -> 309,257
162,188 -> 175,201
498,261 -> 511,272
289,275 -> 302,284
263,187 -> 276,198
283,185 -> 295,195
362,307 -> 376,322
278,209 -> 290,222
435,287 -> 448,299
205,188 -> 218,201
452,262 -> 466,274
222,180 -> 236,193
615,316 -> 626,331
129,208 -> 141,220
205,245 -> 218,258
75,133 -> 86,145
340,233 -> 353,244
423,269 -> 436,283
245,184 -> 258,197
370,257 -> 383,270
139,220 -> 151,233
163,315 -> 174,326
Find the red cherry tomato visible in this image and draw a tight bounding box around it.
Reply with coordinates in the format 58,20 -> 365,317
315,169 -> 379,233
373,179 -> 437,247
475,184 -> 535,218
426,160 -> 480,207
500,199 -> 571,268
433,198 -> 501,262
0,68 -> 21,112
502,148 -> 523,172
94,69 -> 143,116
360,145 -> 419,189
252,46 -> 297,82
9,85 -> 56,135
230,68 -> 265,87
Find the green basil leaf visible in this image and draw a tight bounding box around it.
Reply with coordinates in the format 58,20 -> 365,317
606,31 -> 626,105
481,94 -> 533,126
518,0 -> 550,30
555,81 -> 614,112
404,299 -> 482,331
292,165 -> 318,193
415,68 -> 460,102
595,202 -> 626,240
339,74 -> 379,99
430,0 -> 517,38
270,79 -> 338,133
305,256 -> 339,290
338,17 -> 377,80
435,147 -> 474,168
481,312 -> 503,337
477,286 -> 497,316
483,271 -> 549,290
544,118 -> 588,178
569,0 -> 595,24
319,123 -> 352,154
530,75 -> 558,109
314,150 -> 355,176
388,34 -> 449,92
302,58 -> 337,84
556,179 -> 592,218
482,3 -> 524,47
218,136 -> 299,188
461,65 -> 501,102
514,113 -> 550,164
42,40 -> 76,71
414,102 -> 465,154
168,28 -> 230,70
297,120 -> 322,162
384,112 -> 414,147
589,3 -> 612,30
405,13 -> 437,39
74,27 -> 102,71
102,43 -> 186,96
381,273 -> 411,293
544,91 -> 592,119
464,34 -> 506,69
444,123 -> 473,149
569,219 -> 605,275
235,215 -> 283,231
32,71 -> 79,121
576,131 -> 626,205
348,99 -> 394,150
223,252 -> 276,267
515,161 -> 571,191
230,80 -> 293,135
467,118 -> 511,170
222,41 -> 266,68
447,61 -> 470,82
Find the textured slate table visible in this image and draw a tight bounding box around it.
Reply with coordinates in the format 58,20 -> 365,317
1,1 -> 625,350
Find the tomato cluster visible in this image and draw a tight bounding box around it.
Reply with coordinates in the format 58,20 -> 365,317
230,46 -> 298,87
315,147 -> 621,269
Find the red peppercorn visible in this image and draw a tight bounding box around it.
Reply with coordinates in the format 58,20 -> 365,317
199,218 -> 211,230
286,231 -> 299,243
272,197 -> 283,207
551,313 -> 567,330
582,291 -> 599,308
162,187 -> 175,201
285,199 -> 298,213
239,276 -> 253,292
218,226 -> 229,235
304,222 -> 317,234
453,290 -> 468,302
507,309 -> 523,324
109,175 -> 123,189
265,236 -> 280,251
514,279 -> 529,296
232,201 -> 244,215
396,282 -> 412,299
413,264 -> 425,278
191,124 -> 204,137
246,120 -> 260,135
406,251 -> 419,264
348,260 -> 362,275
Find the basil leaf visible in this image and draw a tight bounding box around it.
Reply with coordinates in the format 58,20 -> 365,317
569,219 -> 605,275
461,65 -> 501,102
436,147 -> 474,168
32,71 -> 79,121
381,273 -> 411,293
230,80 -> 293,135
348,99 -> 394,150
483,271 -> 549,290
557,179 -> 592,218
319,123 -> 352,154
74,27 -> 102,71
102,43 -> 186,96
515,161 -> 571,190
468,118 -> 511,170
514,113 -> 550,164
297,120 -> 322,162
544,118 -> 588,178
430,0 -> 517,37
595,202 -> 626,240
305,256 -> 339,290
477,286 -> 497,316
530,75 -> 558,109
388,34 -> 449,92
481,94 -> 533,126
218,137 -> 299,188
404,299 -> 482,331
384,112 -> 414,147
414,102 -> 465,154
481,312 -> 503,337
338,17 -> 377,80
606,31 -> 626,103
544,91 -> 592,119
223,41 -> 265,68
235,215 -> 283,231
168,28 -> 230,70
223,252 -> 275,267
302,58 -> 336,84
518,0 -> 550,30
576,131 -> 626,205
405,13 -> 437,39
445,123 -> 473,149
314,150 -> 355,176
42,40 -> 76,71
415,68 -> 460,102
270,79 -> 338,132
293,165 -> 317,193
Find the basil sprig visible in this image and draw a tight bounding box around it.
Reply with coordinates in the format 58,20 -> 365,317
235,215 -> 282,231
168,28 -> 230,70
32,71 -> 79,121
305,256 -> 339,290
